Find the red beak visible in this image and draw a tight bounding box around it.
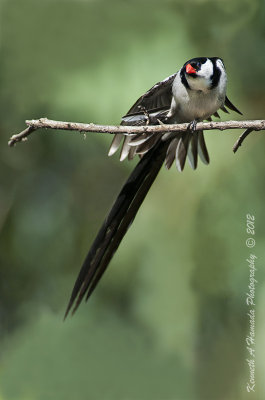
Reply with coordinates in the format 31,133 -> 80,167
186,64 -> 196,74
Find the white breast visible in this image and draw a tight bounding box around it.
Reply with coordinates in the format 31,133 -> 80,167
170,72 -> 226,123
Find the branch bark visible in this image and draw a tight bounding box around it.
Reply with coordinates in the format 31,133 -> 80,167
8,117 -> 265,150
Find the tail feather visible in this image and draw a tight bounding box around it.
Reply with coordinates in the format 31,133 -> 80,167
66,128 -> 211,317
84,151 -> 165,303
176,134 -> 190,172
108,134 -> 123,156
198,131 -> 210,165
128,146 -> 137,161
187,132 -> 198,170
135,133 -> 162,155
165,137 -> 179,169
64,141 -> 168,318
120,136 -> 131,161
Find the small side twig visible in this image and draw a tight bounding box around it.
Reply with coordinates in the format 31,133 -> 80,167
233,128 -> 253,153
8,125 -> 36,147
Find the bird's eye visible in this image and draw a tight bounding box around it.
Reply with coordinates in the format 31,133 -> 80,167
190,61 -> 199,70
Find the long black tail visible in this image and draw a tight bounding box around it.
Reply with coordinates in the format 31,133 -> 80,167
64,141 -> 168,318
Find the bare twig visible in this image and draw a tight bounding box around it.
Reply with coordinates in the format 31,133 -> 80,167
8,117 -> 265,150
8,125 -> 37,146
232,128 -> 253,153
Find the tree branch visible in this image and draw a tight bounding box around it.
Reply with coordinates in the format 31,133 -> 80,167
8,117 -> 265,150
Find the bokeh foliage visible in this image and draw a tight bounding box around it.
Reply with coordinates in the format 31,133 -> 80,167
0,0 -> 265,399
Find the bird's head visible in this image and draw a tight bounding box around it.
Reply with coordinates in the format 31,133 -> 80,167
182,57 -> 226,91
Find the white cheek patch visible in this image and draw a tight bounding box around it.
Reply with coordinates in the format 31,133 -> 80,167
197,59 -> 214,79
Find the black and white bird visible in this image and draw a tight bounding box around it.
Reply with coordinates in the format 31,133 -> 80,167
65,57 -> 242,317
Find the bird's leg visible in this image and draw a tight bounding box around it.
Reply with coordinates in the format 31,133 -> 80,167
187,119 -> 198,132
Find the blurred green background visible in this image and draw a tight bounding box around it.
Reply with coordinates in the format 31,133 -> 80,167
0,0 -> 265,399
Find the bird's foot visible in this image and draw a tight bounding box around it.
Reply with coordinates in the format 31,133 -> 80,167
138,105 -> 150,125
187,120 -> 198,132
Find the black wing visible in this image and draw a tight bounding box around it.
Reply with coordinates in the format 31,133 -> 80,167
121,73 -> 176,124
109,73 -> 176,158
224,96 -> 243,115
